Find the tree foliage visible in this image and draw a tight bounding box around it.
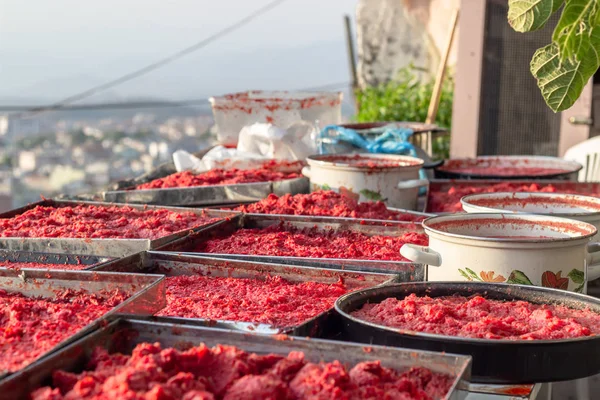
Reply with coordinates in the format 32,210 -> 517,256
508,0 -> 600,112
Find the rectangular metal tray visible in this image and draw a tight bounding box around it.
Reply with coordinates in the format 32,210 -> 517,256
157,214 -> 427,279
426,179 -> 600,213
0,199 -> 238,257
93,251 -> 398,337
211,202 -> 434,221
0,249 -> 112,269
102,176 -> 310,206
0,268 -> 166,379
0,318 -> 472,400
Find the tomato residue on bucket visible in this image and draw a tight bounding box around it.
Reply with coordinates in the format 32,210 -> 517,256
314,154 -> 421,168
351,293 -> 600,340
427,217 -> 593,237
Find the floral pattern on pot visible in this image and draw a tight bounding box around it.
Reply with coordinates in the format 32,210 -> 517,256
480,271 -> 506,283
506,270 -> 533,285
541,271 -> 569,290
359,189 -> 386,202
340,187 -> 360,201
458,268 -> 506,282
568,269 -> 585,293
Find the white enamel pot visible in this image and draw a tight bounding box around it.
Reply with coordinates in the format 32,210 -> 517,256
400,213 -> 600,293
461,192 -> 600,242
303,154 -> 427,210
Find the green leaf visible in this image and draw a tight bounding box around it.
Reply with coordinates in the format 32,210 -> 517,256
465,268 -> 482,281
530,34 -> 600,111
575,283 -> 585,293
552,0 -> 564,13
552,0 -> 599,62
458,269 -> 473,281
359,189 -> 385,201
568,269 -> 585,284
507,270 -> 534,285
508,0 -> 556,32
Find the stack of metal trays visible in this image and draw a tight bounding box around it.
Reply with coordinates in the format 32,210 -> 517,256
0,318 -> 472,400
157,214 -> 427,279
0,249 -> 112,270
101,176 -> 310,207
0,268 -> 165,381
0,199 -> 237,257
93,251 -> 399,337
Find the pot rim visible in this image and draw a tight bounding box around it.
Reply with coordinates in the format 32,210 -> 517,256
335,281 -> 600,345
436,155 -> 583,177
461,192 -> 600,218
306,153 -> 424,172
422,213 -> 598,244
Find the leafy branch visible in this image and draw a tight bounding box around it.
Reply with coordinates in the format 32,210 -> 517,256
508,0 -> 600,112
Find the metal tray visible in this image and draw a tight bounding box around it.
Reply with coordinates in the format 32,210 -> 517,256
426,179 -> 600,213
211,203 -> 435,222
0,199 -> 238,257
102,176 -> 309,206
0,268 -> 165,379
0,318 -> 472,400
157,214 -> 426,278
335,282 -> 600,384
0,249 -> 111,269
93,251 -> 398,337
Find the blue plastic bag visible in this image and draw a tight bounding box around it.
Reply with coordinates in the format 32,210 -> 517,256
318,124 -> 427,194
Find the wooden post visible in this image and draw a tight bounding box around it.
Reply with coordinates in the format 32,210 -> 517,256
344,14 -> 359,112
425,8 -> 460,156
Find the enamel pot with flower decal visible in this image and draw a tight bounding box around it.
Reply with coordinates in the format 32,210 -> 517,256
400,213 -> 600,293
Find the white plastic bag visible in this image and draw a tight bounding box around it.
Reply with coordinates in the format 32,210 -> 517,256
237,122 -> 316,160
172,122 -> 316,173
173,147 -> 269,173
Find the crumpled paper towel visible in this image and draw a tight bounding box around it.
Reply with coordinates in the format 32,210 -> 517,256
173,122 -> 316,172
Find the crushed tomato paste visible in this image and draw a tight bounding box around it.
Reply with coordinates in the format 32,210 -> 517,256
137,160 -> 303,190
0,261 -> 87,271
30,342 -> 453,400
428,182 -> 600,213
235,191 -> 426,222
196,224 -> 428,261
0,289 -> 127,373
0,205 -> 214,239
352,293 -> 600,340
156,275 -> 349,328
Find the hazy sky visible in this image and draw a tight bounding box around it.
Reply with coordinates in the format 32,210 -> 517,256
0,0 -> 358,102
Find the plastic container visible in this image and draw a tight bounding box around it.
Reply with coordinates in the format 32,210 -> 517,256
209,90 -> 342,146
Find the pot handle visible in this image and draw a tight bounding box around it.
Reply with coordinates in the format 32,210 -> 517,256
301,166 -> 311,178
397,179 -> 430,191
400,244 -> 442,266
587,242 -> 600,281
